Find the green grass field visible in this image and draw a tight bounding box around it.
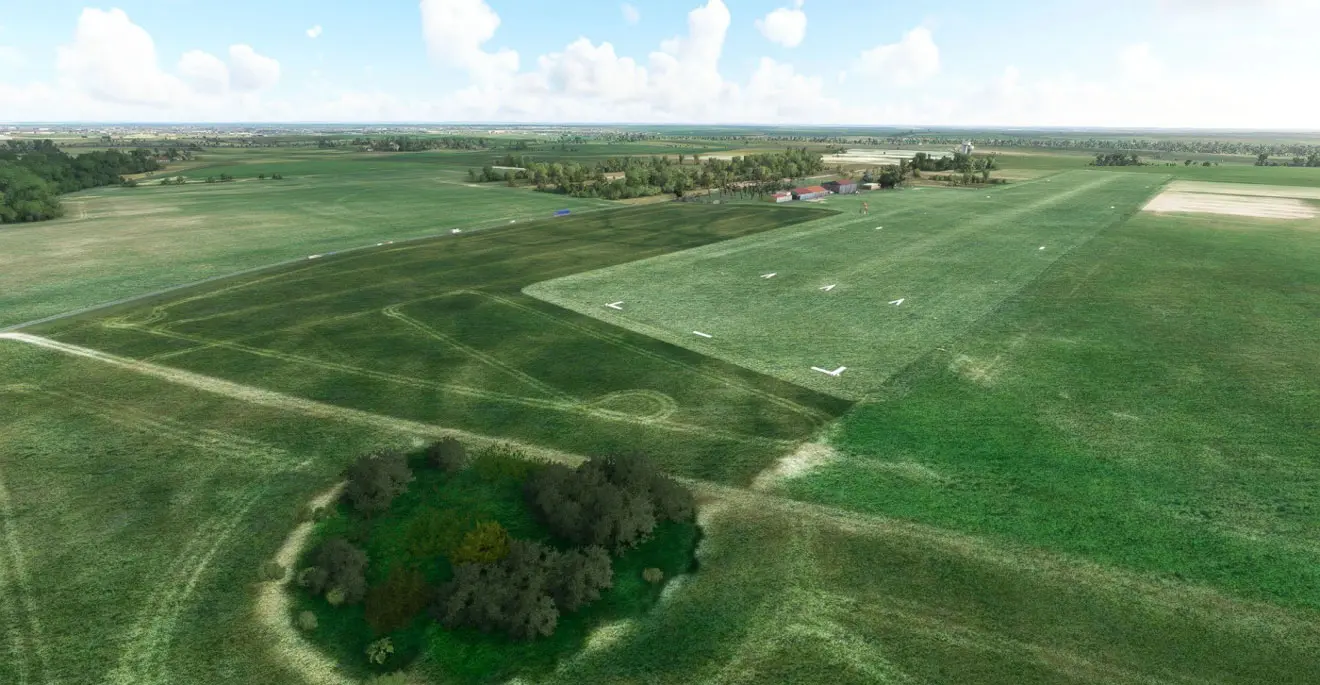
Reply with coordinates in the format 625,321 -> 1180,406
526,171 -> 1161,398
0,149 -> 612,329
781,204 -> 1320,610
26,203 -> 848,485
2,143 -> 1319,685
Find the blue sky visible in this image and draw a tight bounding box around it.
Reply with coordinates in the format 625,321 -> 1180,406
2,0 -> 1318,126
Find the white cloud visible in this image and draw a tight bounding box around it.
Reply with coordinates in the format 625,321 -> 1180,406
0,45 -> 23,68
228,44 -> 281,92
55,8 -> 186,106
854,27 -> 940,86
419,0 -> 518,79
1118,43 -> 1164,82
177,50 -> 230,95
536,39 -> 648,100
306,25 -> 323,39
621,3 -> 641,25
755,1 -> 807,48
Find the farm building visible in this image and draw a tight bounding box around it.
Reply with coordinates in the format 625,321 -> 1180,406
770,191 -> 793,203
823,179 -> 858,194
792,185 -> 829,200
860,182 -> 881,191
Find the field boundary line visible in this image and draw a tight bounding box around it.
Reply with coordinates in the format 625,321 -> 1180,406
96,326 -> 791,447
382,304 -> 575,402
0,203 -> 627,334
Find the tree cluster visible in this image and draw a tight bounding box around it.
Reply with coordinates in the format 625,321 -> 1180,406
1256,152 -> 1320,167
0,140 -> 160,223
1091,152 -> 1144,167
301,537 -> 369,605
431,539 -> 612,640
469,148 -> 827,200
525,454 -> 695,553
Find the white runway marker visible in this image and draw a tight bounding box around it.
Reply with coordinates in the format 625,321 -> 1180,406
693,331 -> 713,338
605,302 -> 624,310
452,229 -> 462,234
1039,246 -> 1046,250
875,226 -> 883,230
811,366 -> 847,377
820,284 -> 836,292
308,254 -> 322,260
761,272 -> 777,279
889,298 -> 905,306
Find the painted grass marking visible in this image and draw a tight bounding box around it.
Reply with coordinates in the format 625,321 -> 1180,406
810,366 -> 847,377
605,301 -> 624,310
693,331 -> 713,338
819,284 -> 836,292
889,298 -> 905,306
760,272 -> 777,279
476,291 -> 833,425
382,305 -> 573,402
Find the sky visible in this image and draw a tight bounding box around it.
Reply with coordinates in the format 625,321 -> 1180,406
1,0 -> 1319,127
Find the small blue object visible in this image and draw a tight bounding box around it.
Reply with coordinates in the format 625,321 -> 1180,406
554,209 -> 571,217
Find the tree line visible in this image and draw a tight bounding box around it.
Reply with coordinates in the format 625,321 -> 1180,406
0,140 -> 160,224
469,148 -> 828,200
325,136 -> 493,152
1256,152 -> 1320,167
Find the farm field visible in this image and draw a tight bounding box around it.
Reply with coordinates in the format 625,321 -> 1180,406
24,203 -> 849,486
0,150 -> 612,329
527,170 -> 1160,398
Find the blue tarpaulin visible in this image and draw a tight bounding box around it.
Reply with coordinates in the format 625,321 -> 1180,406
554,209 -> 571,217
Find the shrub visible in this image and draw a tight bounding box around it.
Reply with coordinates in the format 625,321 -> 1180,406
426,437 -> 469,472
345,450 -> 413,516
403,507 -> 472,561
450,521 -> 510,564
308,538 -> 368,604
366,637 -> 394,665
471,443 -> 540,481
643,567 -> 664,584
365,568 -> 431,634
259,561 -> 286,582
296,610 -> 318,631
326,588 -> 347,607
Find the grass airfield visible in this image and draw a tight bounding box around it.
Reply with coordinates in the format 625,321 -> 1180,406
1,146 -> 1319,684
527,170 -> 1160,398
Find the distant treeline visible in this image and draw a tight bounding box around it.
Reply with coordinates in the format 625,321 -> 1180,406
1256,152 -> 1320,167
470,148 -> 827,200
323,135 -> 494,151
0,140 -> 159,224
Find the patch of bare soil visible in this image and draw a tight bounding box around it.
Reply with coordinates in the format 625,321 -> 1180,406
1142,191 -> 1316,220
751,442 -> 839,491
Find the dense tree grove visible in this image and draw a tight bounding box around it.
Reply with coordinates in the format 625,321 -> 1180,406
1256,152 -> 1320,167
525,454 -> 695,552
0,140 -> 160,223
470,148 -> 827,200
431,539 -> 613,640
297,442 -> 697,657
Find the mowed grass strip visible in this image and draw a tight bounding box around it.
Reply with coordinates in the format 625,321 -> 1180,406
33,203 -> 850,485
787,206 -> 1320,610
526,170 -> 1163,398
